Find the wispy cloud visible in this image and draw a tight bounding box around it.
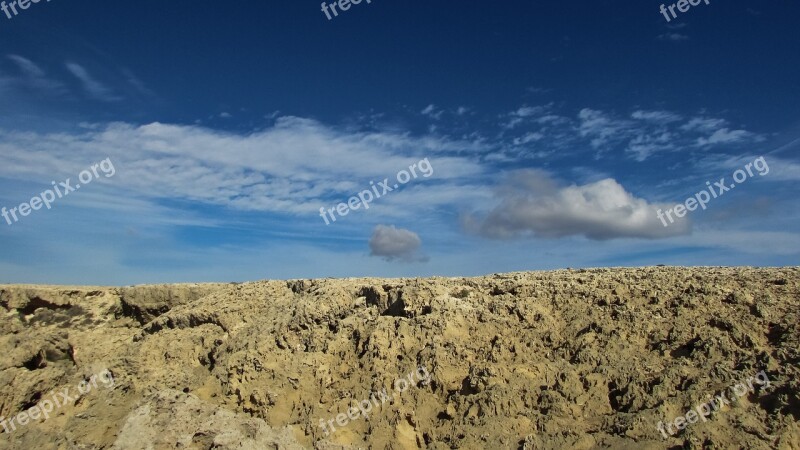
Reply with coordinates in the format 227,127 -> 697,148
658,33 -> 690,42
121,68 -> 157,99
697,128 -> 759,146
497,104 -> 763,162
578,108 -> 633,148
0,118 -> 485,217
631,110 -> 683,123
421,104 -> 444,120
0,55 -> 66,96
65,62 -> 120,101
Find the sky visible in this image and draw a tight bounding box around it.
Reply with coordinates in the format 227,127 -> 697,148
0,0 -> 798,285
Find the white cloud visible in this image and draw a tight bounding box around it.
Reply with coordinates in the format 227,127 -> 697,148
421,104 -> 443,120
578,108 -> 632,148
627,132 -> 675,161
65,62 -> 120,101
0,118 -> 485,217
463,170 -> 690,240
501,104 -> 555,129
121,68 -> 155,98
699,154 -> 800,182
1,55 -> 65,96
512,132 -> 544,146
681,117 -> 728,132
495,105 -> 762,161
658,33 -> 690,42
697,128 -> 757,146
512,105 -> 550,118
631,110 -> 682,123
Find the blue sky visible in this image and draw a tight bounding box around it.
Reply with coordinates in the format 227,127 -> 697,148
0,0 -> 798,284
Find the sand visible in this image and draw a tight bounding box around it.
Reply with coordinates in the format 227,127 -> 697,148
0,267 -> 798,449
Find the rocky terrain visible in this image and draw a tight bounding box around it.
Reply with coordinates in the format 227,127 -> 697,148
0,267 -> 798,449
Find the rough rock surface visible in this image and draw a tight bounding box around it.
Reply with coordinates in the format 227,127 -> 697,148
0,267 -> 798,449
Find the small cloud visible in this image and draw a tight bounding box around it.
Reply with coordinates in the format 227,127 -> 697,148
421,104 -> 443,120
456,106 -> 470,116
512,132 -> 544,146
577,108 -> 632,148
631,110 -> 682,123
658,33 -> 690,42
3,54 -> 66,96
501,103 -> 554,129
121,68 -> 156,98
8,54 -> 46,78
65,62 -> 120,101
512,104 -> 551,118
220,112 -> 232,118
369,225 -> 428,262
526,86 -> 551,95
627,131 -> 674,161
696,128 -> 758,146
535,114 -> 569,125
681,117 -> 728,132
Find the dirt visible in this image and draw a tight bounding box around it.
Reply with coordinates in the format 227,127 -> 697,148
0,267 -> 798,449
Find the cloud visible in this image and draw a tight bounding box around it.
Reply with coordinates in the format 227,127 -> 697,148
501,104 -> 555,129
512,105 -> 551,118
575,109 -> 761,159
658,33 -> 690,42
525,86 -> 552,95
578,108 -> 632,148
697,128 -> 758,146
666,23 -> 688,30
627,131 -> 675,161
369,225 -> 428,262
65,62 -> 120,101
0,118 -> 485,217
681,117 -> 728,132
421,104 -> 443,120
677,116 -> 763,147
631,110 -> 682,123
463,170 -> 690,240
699,154 -> 800,182
512,132 -> 544,146
121,68 -> 156,99
1,55 -> 66,96
8,55 -> 46,79
494,104 -> 763,162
